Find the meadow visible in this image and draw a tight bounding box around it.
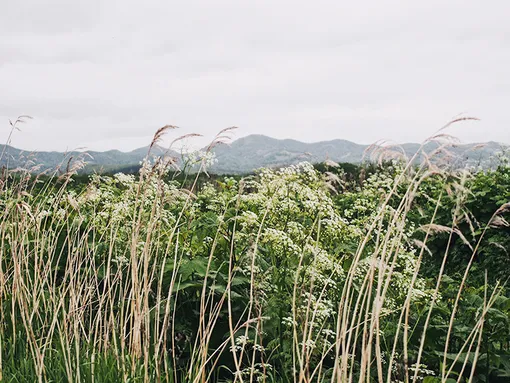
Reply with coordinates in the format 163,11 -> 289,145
0,122 -> 509,382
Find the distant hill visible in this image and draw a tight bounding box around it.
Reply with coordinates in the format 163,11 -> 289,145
0,144 -> 172,174
208,135 -> 508,174
1,135 -> 507,175
208,135 -> 366,174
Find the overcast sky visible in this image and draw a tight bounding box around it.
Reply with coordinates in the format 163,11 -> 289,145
1,0 -> 509,152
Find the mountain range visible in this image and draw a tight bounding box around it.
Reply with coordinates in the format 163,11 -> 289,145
0,135 -> 507,174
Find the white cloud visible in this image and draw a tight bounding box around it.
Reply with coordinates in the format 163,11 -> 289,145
1,0 -> 509,151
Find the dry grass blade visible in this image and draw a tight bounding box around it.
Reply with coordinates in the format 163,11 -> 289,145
324,171 -> 343,194
470,143 -> 488,151
490,215 -> 509,228
495,202 -> 510,215
437,116 -> 480,133
9,115 -> 33,129
170,133 -> 203,148
150,125 -> 179,150
427,133 -> 461,144
206,126 -> 238,151
418,224 -> 473,250
411,239 -> 433,257
324,158 -> 340,168
363,140 -> 388,162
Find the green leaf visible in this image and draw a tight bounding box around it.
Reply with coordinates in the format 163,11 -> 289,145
172,281 -> 202,293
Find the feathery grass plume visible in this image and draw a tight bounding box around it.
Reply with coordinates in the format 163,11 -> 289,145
1,115 -> 33,163
436,116 -> 480,132
149,124 -> 179,152
205,126 -> 238,152
489,215 -> 509,228
9,114 -> 33,127
57,153 -> 90,181
170,133 -> 203,149
495,201 -> 510,215
324,158 -> 340,168
323,171 -> 343,193
363,139 -> 388,162
427,133 -> 462,144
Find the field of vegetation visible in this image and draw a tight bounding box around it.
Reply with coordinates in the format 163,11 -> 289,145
1,123 -> 509,382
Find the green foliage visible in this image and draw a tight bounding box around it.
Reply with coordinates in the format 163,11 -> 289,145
0,155 -> 509,382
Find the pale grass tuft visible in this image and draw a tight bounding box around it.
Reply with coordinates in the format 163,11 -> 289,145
150,124 -> 179,150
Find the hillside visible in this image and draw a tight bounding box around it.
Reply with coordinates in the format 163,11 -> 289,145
0,144 -> 171,173
209,135 -> 507,173
1,135 -> 507,174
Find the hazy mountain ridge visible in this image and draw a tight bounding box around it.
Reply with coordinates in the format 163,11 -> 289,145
208,135 -> 508,174
1,135 -> 507,174
0,144 -> 171,173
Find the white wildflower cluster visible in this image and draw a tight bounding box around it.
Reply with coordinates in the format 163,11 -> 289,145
390,355 -> 436,383
351,250 -> 431,311
282,316 -> 297,327
303,339 -> 316,349
409,363 -> 436,381
262,228 -> 302,256
234,363 -> 273,382
233,162 -> 361,349
343,171 -> 398,222
290,290 -> 337,357
113,172 -> 136,186
242,162 -> 356,247
184,150 -> 218,171
300,291 -> 335,324
253,163 -> 333,217
366,171 -> 396,194
304,245 -> 345,289
494,148 -> 510,166
113,254 -> 129,266
55,208 -> 66,220
234,335 -> 249,349
230,335 -> 271,382
140,154 -> 180,178
50,171 -> 185,266
238,211 -> 259,230
388,251 -> 432,302
196,180 -> 236,213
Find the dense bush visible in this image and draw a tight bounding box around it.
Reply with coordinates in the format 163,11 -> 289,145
0,148 -> 509,382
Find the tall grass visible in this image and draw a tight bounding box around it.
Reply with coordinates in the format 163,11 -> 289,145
0,120 -> 506,382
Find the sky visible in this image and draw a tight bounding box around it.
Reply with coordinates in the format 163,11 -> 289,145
1,0 -> 509,152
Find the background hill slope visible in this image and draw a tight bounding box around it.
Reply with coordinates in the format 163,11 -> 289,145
1,135 -> 507,174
